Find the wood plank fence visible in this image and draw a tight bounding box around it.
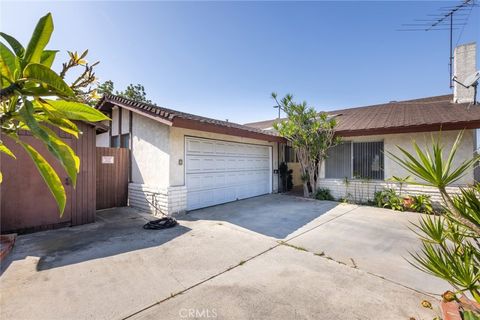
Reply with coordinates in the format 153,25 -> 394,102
96,147 -> 129,210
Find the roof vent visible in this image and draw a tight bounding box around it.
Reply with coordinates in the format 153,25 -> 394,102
389,100 -> 398,103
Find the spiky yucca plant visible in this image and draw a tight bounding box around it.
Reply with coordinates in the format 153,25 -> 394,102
389,131 -> 480,304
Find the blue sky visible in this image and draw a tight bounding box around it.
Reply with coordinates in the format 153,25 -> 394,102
1,1 -> 479,123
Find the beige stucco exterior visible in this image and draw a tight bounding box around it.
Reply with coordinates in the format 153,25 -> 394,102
131,113 -> 171,188
288,129 -> 476,204
111,108 -> 119,136
98,105 -> 476,210
289,129 -> 476,186
385,130 -> 475,184
121,108 -> 130,134
322,129 -> 475,184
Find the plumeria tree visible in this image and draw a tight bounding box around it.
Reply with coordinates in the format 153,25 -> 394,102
272,93 -> 339,197
0,13 -> 109,215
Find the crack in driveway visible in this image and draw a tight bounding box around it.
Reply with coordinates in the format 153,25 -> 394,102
124,205 -> 432,319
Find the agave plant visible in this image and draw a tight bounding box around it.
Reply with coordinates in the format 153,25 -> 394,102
0,13 -> 109,215
410,194 -> 434,214
389,131 -> 480,305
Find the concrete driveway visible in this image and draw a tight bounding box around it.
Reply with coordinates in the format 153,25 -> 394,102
0,194 -> 447,319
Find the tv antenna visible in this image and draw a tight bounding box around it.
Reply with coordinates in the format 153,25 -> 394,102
398,0 -> 477,88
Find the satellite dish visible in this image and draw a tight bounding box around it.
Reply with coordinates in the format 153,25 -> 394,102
452,71 -> 480,88
463,71 -> 480,87
452,70 -> 480,106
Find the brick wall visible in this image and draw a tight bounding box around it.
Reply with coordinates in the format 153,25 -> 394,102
318,179 -> 463,206
453,42 -> 476,104
128,183 -> 187,216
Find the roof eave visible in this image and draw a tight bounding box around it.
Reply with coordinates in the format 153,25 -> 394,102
98,95 -> 284,142
336,121 -> 480,137
172,118 -> 286,142
97,96 -> 174,126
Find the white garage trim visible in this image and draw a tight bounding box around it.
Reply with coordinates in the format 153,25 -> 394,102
185,136 -> 273,210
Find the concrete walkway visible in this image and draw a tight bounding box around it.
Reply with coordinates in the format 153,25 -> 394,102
0,194 -> 446,319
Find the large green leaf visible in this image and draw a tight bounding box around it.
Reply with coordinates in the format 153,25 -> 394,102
40,50 -> 58,68
18,100 -> 79,186
40,125 -> 80,187
0,43 -> 19,84
0,142 -> 16,159
23,13 -> 53,64
42,116 -> 80,138
0,32 -> 25,57
18,100 -> 54,145
43,99 -> 110,121
19,100 -> 80,188
23,63 -> 74,97
19,85 -> 55,97
20,142 -> 66,215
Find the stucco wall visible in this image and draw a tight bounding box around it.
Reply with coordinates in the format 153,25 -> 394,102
382,129 -> 475,185
131,113 -> 170,188
121,108 -> 130,134
111,108 -> 119,136
291,129 -> 475,187
169,126 -> 279,192
289,129 -> 475,204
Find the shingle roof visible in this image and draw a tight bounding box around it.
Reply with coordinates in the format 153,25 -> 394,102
245,94 -> 480,136
96,94 -> 284,142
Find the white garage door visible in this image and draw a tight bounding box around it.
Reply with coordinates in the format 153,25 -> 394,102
185,137 -> 272,210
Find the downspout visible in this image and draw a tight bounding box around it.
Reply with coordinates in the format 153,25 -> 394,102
129,111 -> 133,183
277,142 -> 280,193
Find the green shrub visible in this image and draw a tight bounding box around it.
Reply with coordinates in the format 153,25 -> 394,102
373,189 -> 404,211
314,188 -> 334,201
409,194 -> 434,214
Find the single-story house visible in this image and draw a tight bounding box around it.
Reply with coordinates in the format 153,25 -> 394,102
95,96 -> 284,215
246,42 -> 480,204
96,42 -> 480,214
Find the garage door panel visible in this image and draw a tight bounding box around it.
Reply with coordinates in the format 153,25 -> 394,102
186,157 -> 218,173
187,190 -> 214,210
214,158 -> 226,170
187,139 -> 215,154
187,174 -> 215,191
214,142 -> 227,154
186,137 -> 272,210
225,172 -> 239,185
226,158 -> 237,170
186,157 -> 202,172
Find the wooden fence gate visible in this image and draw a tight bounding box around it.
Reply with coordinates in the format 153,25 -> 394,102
96,147 -> 130,210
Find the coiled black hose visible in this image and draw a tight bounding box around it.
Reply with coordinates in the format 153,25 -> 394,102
143,217 -> 178,230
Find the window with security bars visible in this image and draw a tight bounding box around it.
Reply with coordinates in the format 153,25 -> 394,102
325,141 -> 384,180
